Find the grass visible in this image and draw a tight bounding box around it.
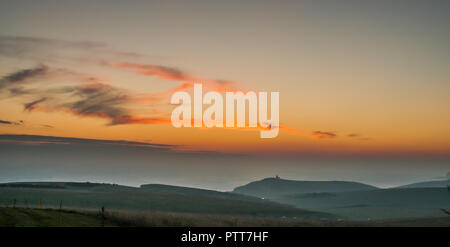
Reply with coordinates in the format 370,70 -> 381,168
99,210 -> 450,227
0,207 -> 118,227
0,185 -> 331,219
1,182 -> 449,225
1,207 -> 450,227
271,188 -> 450,220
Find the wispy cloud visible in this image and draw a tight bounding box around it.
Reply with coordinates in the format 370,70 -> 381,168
24,97 -> 47,111
110,62 -> 234,85
21,81 -> 171,126
0,134 -> 176,150
65,83 -> 129,122
0,36 -> 105,59
0,119 -> 23,126
348,133 -> 360,138
347,133 -> 371,141
312,131 -> 337,139
0,65 -> 48,89
0,36 -> 242,128
0,35 -> 335,140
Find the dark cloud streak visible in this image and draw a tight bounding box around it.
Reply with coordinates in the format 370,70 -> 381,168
312,131 -> 337,139
0,119 -> 23,126
0,65 -> 48,89
0,134 -> 176,150
24,97 -> 47,111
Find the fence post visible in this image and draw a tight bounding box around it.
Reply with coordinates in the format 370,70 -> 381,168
101,206 -> 105,227
59,200 -> 62,210
40,198 -> 42,209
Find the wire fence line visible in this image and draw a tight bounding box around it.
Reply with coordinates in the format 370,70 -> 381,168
2,198 -> 107,227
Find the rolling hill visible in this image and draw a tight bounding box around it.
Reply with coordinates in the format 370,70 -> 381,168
233,177 -> 378,198
261,188 -> 450,220
3,179 -> 449,222
232,178 -> 450,220
0,181 -> 333,219
140,183 -> 262,202
396,179 -> 449,189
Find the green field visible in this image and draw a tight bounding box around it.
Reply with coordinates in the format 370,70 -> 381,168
265,188 -> 450,220
1,181 -> 450,226
1,207 -> 449,227
232,178 -> 450,220
0,182 -> 332,219
0,207 -> 118,227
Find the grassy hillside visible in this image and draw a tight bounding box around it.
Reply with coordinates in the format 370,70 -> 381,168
3,181 -> 448,222
0,182 -> 332,219
0,207 -> 118,227
1,207 -> 449,227
233,177 -> 378,198
273,188 -> 450,220
0,182 -> 135,192
396,179 -> 449,188
140,183 -> 264,202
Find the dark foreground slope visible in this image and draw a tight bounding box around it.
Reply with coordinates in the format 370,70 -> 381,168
0,182 -> 332,219
0,207 -> 118,227
233,177 -> 378,198
1,207 -> 450,227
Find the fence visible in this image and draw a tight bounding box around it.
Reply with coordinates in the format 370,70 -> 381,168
4,198 -> 107,226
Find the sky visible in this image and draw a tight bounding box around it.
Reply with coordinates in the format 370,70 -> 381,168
0,0 -> 449,190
